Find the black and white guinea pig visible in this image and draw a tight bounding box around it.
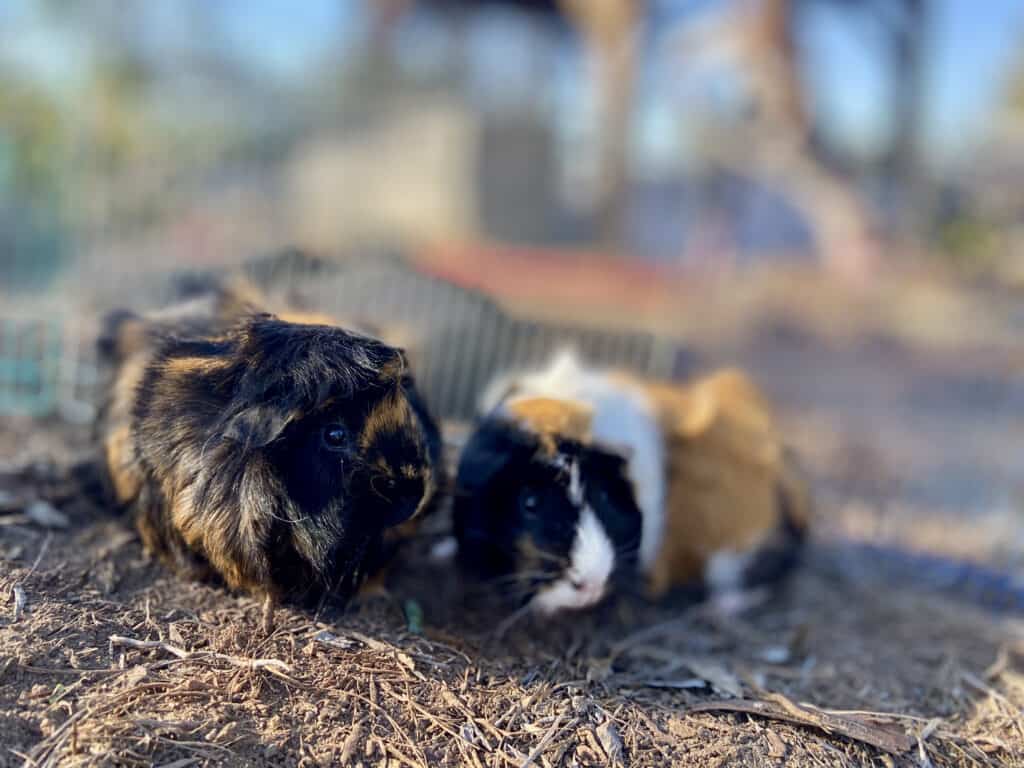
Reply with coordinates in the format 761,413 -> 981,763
452,350 -> 810,616
97,279 -> 443,606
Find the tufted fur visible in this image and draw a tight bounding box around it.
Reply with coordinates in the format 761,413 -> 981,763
97,286 -> 442,605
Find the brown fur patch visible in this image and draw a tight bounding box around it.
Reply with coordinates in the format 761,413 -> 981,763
112,317 -> 148,360
359,391 -> 417,450
516,533 -> 550,576
103,426 -> 142,504
162,356 -> 231,377
276,310 -> 339,327
507,397 -> 594,457
639,369 -> 811,597
377,354 -> 408,383
102,354 -> 150,505
357,566 -> 391,598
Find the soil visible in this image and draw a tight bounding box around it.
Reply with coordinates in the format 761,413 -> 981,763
2,289 -> 1024,768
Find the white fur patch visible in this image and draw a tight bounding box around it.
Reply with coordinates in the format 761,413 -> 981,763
532,507 -> 615,615
496,349 -> 666,572
705,549 -> 754,594
566,459 -> 584,506
429,536 -> 458,562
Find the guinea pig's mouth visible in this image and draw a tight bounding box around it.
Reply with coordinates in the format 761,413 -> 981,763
528,505 -> 616,616
530,576 -> 608,615
321,532 -> 376,600
374,491 -> 426,528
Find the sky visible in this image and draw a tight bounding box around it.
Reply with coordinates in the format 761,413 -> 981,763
803,0 -> 1024,161
2,0 -> 1023,169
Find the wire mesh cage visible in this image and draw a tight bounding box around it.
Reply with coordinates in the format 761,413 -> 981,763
0,248 -> 688,427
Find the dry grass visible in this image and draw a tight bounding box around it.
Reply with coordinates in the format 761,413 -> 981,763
2,460 -> 1024,768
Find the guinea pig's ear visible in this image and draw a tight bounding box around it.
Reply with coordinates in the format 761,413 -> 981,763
222,404 -> 293,449
375,347 -> 409,383
579,445 -> 632,484
98,309 -> 145,363
456,422 -> 531,494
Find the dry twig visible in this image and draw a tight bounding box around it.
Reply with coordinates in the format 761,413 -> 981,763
687,693 -> 914,755
108,634 -> 296,682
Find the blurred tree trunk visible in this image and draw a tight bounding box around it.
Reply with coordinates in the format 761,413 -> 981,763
369,0 -> 644,253
368,0 -> 415,47
747,0 -> 880,282
883,0 -> 928,248
559,0 -> 642,252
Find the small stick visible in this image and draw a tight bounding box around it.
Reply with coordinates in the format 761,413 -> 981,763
339,719 -> 365,765
384,743 -> 422,768
261,593 -> 275,635
520,714 -> 571,768
12,584 -> 26,621
10,532 -> 52,622
108,635 -> 294,679
686,695 -> 914,755
28,532 -> 53,575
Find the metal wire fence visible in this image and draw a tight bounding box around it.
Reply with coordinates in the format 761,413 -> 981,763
0,250 -> 686,426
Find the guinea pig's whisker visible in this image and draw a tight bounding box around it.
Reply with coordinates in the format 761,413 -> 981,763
483,571 -> 553,588
369,474 -> 394,503
615,541 -> 642,559
491,602 -> 533,641
467,573 -> 555,601
498,544 -> 569,572
445,489 -> 476,499
530,549 -> 570,568
265,508 -> 310,525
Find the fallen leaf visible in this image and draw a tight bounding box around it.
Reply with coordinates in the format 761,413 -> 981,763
24,500 -> 69,529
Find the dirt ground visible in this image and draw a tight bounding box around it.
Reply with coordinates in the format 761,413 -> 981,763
3,282 -> 1024,768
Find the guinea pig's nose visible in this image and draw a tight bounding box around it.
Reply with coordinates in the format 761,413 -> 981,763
570,578 -> 604,604
380,493 -> 422,527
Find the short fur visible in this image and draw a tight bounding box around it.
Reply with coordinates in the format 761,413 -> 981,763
453,420 -> 643,609
454,351 -> 809,613
637,368 -> 811,597
97,286 -> 443,605
496,351 -> 667,572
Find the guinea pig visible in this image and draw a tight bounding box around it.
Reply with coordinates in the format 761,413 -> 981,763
96,283 -> 443,607
452,350 -> 810,616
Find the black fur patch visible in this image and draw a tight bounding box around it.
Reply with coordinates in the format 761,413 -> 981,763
579,448 -> 643,577
738,485 -> 807,590
453,418 -> 641,603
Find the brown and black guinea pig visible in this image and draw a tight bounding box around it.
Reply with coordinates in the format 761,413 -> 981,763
96,279 -> 443,607
452,350 -> 810,616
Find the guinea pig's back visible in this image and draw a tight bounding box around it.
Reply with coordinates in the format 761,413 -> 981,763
95,307 -> 165,510
641,369 -> 811,598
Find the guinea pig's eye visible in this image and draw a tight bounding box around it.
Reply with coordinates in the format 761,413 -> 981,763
520,490 -> 539,513
322,424 -> 348,451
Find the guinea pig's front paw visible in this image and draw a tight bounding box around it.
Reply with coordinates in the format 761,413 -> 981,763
707,586 -> 769,618
353,568 -> 394,604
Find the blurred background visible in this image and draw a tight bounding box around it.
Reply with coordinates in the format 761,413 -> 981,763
1,1 -> 1022,564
